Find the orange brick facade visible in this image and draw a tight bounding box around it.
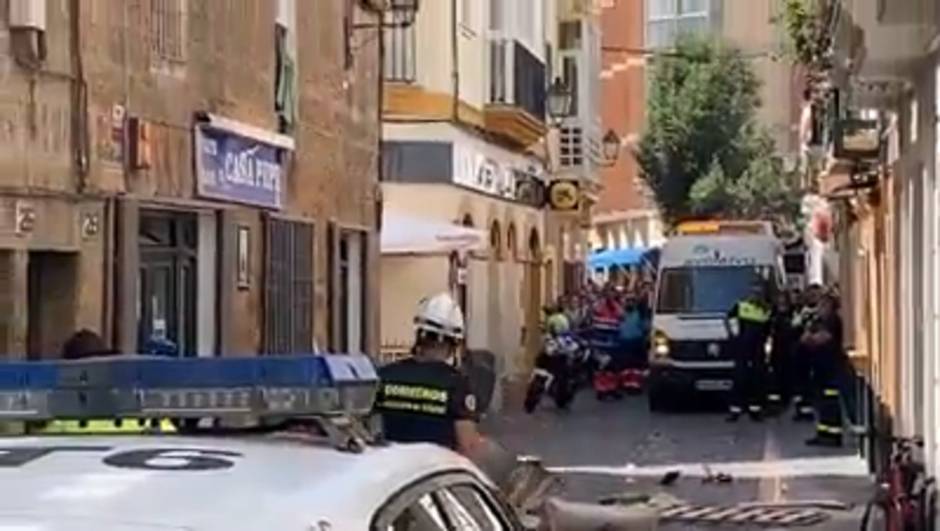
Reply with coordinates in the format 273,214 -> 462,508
597,0 -> 650,215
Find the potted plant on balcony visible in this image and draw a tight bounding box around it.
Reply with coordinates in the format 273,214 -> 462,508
775,0 -> 842,97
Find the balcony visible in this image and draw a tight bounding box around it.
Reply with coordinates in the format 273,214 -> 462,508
486,38 -> 548,148
803,88 -> 884,195
839,0 -> 938,79
383,22 -> 416,83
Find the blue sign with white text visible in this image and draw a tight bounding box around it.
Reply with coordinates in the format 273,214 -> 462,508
195,125 -> 284,209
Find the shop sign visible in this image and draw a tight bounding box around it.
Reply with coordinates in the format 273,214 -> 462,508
453,147 -> 515,200
195,125 -> 286,209
547,180 -> 580,211
452,144 -> 546,203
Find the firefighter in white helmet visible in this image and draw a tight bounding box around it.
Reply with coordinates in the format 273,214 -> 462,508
375,292 -> 487,456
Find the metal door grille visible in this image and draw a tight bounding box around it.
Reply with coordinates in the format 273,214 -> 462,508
263,218 -> 314,354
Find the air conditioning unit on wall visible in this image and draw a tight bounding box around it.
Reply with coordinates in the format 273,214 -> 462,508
9,0 -> 46,31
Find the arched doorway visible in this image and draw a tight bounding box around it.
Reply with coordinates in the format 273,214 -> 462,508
523,228 -> 543,367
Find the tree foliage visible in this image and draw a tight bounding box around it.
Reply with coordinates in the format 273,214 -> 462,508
635,35 -> 801,228
774,0 -> 834,70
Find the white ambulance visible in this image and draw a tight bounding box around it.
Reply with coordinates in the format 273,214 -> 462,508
647,230 -> 786,411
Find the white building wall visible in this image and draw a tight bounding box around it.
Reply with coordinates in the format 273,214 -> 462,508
932,61 -> 940,474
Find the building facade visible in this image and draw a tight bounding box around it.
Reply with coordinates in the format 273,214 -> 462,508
591,0 -> 802,254
594,0 -> 663,253
810,0 -> 940,476
379,0 -> 601,403
0,0 -> 381,359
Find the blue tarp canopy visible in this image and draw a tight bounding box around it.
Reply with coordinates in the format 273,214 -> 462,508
588,247 -> 652,269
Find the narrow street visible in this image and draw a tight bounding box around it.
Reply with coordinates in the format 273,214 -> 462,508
485,391 -> 875,529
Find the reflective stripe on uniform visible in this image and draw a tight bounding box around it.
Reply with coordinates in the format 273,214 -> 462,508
816,424 -> 843,435
737,302 -> 771,324
748,405 -> 762,413
37,418 -> 177,435
767,394 -> 781,402
823,388 -> 840,397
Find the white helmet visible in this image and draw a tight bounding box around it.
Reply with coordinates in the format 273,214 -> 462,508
414,292 -> 465,341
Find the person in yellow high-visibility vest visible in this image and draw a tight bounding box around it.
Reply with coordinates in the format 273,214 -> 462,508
36,418 -> 178,435
726,281 -> 773,422
29,329 -> 177,436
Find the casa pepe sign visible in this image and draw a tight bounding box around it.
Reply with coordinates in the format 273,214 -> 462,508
194,114 -> 294,210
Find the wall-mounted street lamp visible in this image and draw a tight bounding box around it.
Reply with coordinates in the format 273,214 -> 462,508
546,77 -> 573,125
596,129 -> 621,167
354,0 -> 420,30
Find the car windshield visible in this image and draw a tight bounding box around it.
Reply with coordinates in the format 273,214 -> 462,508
656,265 -> 770,314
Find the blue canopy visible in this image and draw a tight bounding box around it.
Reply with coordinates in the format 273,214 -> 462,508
588,247 -> 650,269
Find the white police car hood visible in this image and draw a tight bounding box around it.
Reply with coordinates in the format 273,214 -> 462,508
0,516 -> 185,530
0,435 -> 479,530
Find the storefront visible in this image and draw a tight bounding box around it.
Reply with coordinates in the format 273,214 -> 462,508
381,124 -> 548,396
115,114 -> 301,358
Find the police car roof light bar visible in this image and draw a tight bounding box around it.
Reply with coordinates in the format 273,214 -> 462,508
0,354 -> 379,422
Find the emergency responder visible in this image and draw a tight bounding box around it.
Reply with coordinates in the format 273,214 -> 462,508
804,294 -> 847,447
590,286 -> 626,399
726,280 -> 773,422
767,290 -> 798,411
792,284 -> 824,421
617,294 -> 650,391
30,329 -> 177,434
546,303 -> 571,336
376,292 -> 486,456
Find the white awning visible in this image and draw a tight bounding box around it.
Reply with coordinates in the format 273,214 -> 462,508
381,211 -> 486,255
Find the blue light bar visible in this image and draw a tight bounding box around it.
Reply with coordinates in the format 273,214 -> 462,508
0,354 -> 378,422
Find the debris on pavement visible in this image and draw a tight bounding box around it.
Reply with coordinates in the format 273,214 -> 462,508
540,497 -> 659,531
736,499 -> 853,512
597,492 -> 651,506
702,464 -> 734,484
658,502 -> 830,527
659,469 -> 681,486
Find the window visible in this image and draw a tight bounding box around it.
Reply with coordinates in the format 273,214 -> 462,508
384,17 -> 417,82
645,0 -> 712,48
489,221 -> 502,260
559,21 -> 582,51
329,225 -> 368,354
438,485 -> 507,530
263,218 -> 314,354
559,125 -> 584,167
275,0 -> 297,133
656,266 -> 769,314
373,476 -> 512,531
386,494 -> 449,531
561,55 -> 579,115
150,0 -> 186,62
137,211 -> 198,357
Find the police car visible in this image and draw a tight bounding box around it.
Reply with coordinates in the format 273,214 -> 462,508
0,354 -> 525,530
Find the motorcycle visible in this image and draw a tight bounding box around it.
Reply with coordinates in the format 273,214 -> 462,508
523,334 -> 582,414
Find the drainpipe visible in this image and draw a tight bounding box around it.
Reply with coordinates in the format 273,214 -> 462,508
451,0 -> 459,122
68,0 -> 89,191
